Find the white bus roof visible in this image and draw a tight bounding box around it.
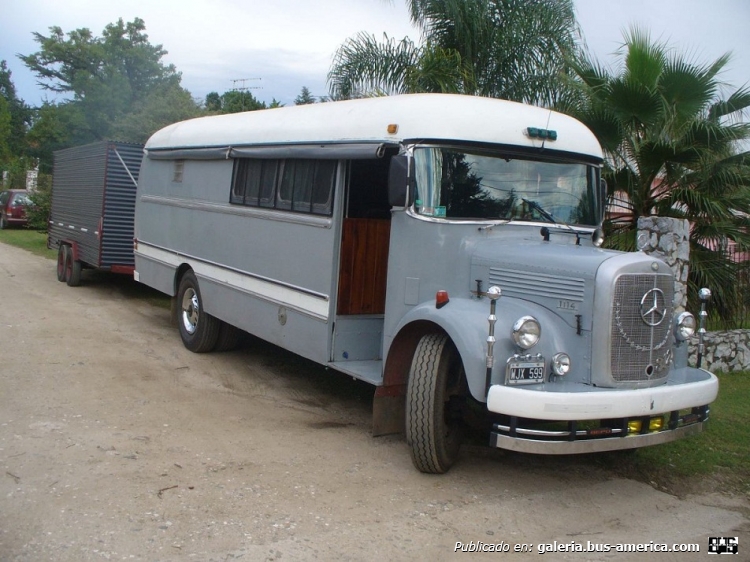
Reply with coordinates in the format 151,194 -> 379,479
145,94 -> 603,160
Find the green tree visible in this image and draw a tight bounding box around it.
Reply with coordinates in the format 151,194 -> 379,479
110,82 -> 201,143
25,102 -> 89,173
294,86 -> 317,105
566,28 -> 750,325
0,60 -> 32,163
19,18 -> 186,144
204,91 -> 222,113
204,90 -> 267,114
0,95 -> 11,163
328,0 -> 580,105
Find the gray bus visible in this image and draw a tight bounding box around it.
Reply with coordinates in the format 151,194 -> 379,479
134,94 -> 717,473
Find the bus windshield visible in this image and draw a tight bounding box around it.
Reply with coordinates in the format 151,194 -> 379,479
412,146 -> 600,226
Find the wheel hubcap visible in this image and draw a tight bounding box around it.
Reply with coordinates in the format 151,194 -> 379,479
181,288 -> 200,335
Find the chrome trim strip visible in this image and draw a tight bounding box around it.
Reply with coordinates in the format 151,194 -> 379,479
494,425 -> 625,438
135,241 -> 330,320
405,207 -> 597,231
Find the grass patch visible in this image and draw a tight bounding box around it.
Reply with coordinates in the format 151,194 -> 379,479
0,228 -> 56,259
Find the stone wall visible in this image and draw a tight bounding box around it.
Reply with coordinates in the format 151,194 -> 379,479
688,330 -> 750,373
636,216 -> 690,313
636,216 -> 747,373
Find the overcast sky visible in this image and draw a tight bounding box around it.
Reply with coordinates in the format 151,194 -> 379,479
1,0 -> 748,108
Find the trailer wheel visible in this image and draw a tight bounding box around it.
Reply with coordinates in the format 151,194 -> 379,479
56,245 -> 68,282
65,246 -> 82,287
405,333 -> 466,474
177,270 -> 220,353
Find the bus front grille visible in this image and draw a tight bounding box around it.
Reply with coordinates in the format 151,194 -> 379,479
610,273 -> 674,382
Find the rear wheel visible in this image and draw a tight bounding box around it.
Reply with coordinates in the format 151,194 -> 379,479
64,246 -> 82,286
56,245 -> 68,282
177,270 -> 220,353
405,333 -> 466,474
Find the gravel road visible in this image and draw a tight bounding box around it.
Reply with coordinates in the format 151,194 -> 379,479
0,241 -> 747,561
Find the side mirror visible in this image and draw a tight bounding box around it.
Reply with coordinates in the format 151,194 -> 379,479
388,155 -> 411,207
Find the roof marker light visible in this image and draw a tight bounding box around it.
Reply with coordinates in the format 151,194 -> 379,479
526,127 -> 557,141
387,124 -> 399,134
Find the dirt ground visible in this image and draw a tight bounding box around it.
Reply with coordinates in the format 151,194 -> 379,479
0,241 -> 747,562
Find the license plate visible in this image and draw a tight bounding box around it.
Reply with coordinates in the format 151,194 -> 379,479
506,360 -> 545,385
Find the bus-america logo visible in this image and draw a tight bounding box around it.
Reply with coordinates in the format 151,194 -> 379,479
708,537 -> 738,554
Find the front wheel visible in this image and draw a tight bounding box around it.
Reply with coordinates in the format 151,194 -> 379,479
405,333 -> 466,474
177,270 -> 220,353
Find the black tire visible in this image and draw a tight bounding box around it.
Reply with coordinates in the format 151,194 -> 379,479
405,333 -> 466,474
65,246 -> 82,287
176,270 -> 220,353
214,321 -> 244,352
56,245 -> 68,282
0,213 -> 7,230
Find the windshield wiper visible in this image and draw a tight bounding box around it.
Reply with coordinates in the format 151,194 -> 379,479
521,198 -> 594,245
521,198 -> 556,224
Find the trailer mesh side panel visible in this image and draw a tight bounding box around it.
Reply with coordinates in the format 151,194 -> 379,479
50,141 -> 143,269
101,143 -> 143,267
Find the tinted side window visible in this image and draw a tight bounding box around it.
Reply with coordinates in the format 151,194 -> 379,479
231,158 -> 335,216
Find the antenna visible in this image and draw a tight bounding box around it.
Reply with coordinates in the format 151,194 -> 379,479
230,78 -> 262,111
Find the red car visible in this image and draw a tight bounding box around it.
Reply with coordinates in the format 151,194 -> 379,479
0,189 -> 31,229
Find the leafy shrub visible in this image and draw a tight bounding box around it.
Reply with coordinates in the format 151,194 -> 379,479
25,173 -> 52,231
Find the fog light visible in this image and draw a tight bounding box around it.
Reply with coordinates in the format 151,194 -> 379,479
649,417 -> 664,431
627,420 -> 642,434
551,353 -> 571,376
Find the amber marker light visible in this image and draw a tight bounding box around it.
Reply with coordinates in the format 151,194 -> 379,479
436,290 -> 450,309
387,124 -> 399,134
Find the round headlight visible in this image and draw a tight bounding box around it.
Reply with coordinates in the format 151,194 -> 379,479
675,311 -> 696,341
551,353 -> 571,376
511,316 -> 541,349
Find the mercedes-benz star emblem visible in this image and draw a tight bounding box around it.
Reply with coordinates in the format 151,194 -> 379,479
640,288 -> 667,326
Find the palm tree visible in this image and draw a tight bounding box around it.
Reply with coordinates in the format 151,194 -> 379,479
565,28 -> 750,326
328,0 -> 580,106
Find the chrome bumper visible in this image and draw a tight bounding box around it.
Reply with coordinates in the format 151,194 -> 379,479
491,418 -> 707,454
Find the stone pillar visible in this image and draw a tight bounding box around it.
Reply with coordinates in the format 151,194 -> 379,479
636,217 -> 690,314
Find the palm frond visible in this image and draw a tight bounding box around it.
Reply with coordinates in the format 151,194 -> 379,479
709,86 -> 750,121
327,33 -> 421,99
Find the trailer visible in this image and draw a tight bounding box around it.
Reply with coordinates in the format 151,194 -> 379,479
49,141 -> 144,286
